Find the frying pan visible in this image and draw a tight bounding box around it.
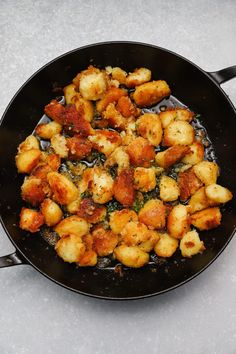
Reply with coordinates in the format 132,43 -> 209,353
0,41 -> 236,300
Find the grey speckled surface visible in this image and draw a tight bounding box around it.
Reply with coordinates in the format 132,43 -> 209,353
0,1 -> 236,353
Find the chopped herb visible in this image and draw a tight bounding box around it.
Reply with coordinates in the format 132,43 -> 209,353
81,191 -> 91,199
106,199 -> 123,214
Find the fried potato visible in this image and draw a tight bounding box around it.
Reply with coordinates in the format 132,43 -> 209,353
114,245 -> 149,268
55,234 -> 85,263
88,129 -> 121,157
159,175 -> 180,202
92,227 -> 118,256
102,102 -> 127,130
104,146 -> 130,174
205,184 -> 233,204
181,141 -> 204,165
136,113 -> 163,146
54,215 -> 89,238
78,250 -> 98,267
21,176 -> 49,206
193,161 -> 219,186
77,198 -> 106,223
67,135 -> 92,160
120,122 -> 137,146
178,167 -> 203,201
16,149 -> 41,174
44,100 -> 65,124
180,230 -> 205,257
116,96 -> 140,118
109,209 -> 138,234
47,172 -> 78,205
188,187 -> 214,214
155,145 -> 190,169
167,204 -> 190,239
138,199 -> 166,229
19,207 -> 44,233
134,167 -> 156,192
18,135 -> 40,153
138,230 -> 160,252
159,108 -> 194,128
105,66 -> 127,85
113,168 -> 135,207
191,207 -> 222,230
66,197 -> 81,214
91,167 -> 114,204
40,198 -> 63,226
154,233 -> 179,257
35,121 -> 62,139
163,121 -> 194,146
133,80 -> 171,107
120,221 -> 149,246
126,68 -> 152,88
96,87 -> 127,113
126,137 -> 155,167
51,134 -> 68,158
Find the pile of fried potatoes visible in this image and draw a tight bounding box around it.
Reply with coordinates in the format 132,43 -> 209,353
16,65 -> 233,268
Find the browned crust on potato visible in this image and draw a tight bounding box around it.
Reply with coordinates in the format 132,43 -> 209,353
126,137 -> 155,167
67,135 -> 92,160
178,168 -> 203,201
77,198 -> 106,224
114,168 -> 135,207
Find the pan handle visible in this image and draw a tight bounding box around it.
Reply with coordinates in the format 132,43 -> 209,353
208,65 -> 236,85
0,252 -> 26,268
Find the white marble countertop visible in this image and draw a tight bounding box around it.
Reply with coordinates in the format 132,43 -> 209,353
0,1 -> 236,353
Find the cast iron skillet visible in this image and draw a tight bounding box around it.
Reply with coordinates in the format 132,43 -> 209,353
0,41 -> 236,300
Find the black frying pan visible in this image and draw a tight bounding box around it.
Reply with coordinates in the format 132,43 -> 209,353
0,41 -> 236,300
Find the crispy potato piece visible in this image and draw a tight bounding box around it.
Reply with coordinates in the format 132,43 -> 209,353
193,161 -> 219,186
181,141 -> 204,165
188,187 -> 214,214
35,121 -> 62,139
138,230 -> 160,252
109,209 -> 138,234
163,121 -> 194,146
78,250 -> 98,267
31,162 -> 52,180
138,199 -> 166,229
88,129 -> 122,157
205,184 -> 233,204
67,135 -> 92,160
51,134 -> 68,158
47,172 -> 78,205
155,145 -> 190,169
102,102 -> 127,130
55,234 -> 85,263
133,80 -> 171,107
54,215 -> 89,238
40,198 -> 63,226
126,137 -> 155,167
167,204 -> 190,239
19,207 -> 44,233
18,135 -> 40,153
104,146 -> 130,174
136,113 -> 163,146
120,221 -> 150,246
91,167 -> 114,204
180,230 -> 205,257
63,104 -> 93,137
66,197 -> 81,214
134,167 -> 156,192
106,66 -> 127,85
77,198 -> 106,223
44,100 -> 65,124
114,245 -> 149,268
126,68 -> 152,88
96,87 -> 127,113
116,96 -> 140,118
178,168 -> 203,201
113,168 -> 135,207
154,233 -> 179,257
42,153 -> 61,171
16,149 -> 41,174
92,227 -> 118,257
191,207 -> 222,230
159,108 -> 194,128
21,176 -> 49,206
159,175 -> 180,202
120,122 -> 137,146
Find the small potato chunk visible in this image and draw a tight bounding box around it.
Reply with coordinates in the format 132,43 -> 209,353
181,141 -> 204,165
120,122 -> 137,146
63,105 -> 93,137
91,167 -> 114,204
133,80 -> 171,107
77,198 -> 106,223
114,245 -> 149,268
18,135 -> 40,153
180,230 -> 205,258
193,161 -> 219,186
43,153 -> 61,171
104,146 -> 130,174
47,172 -> 78,205
16,149 -> 41,174
92,227 -> 118,257
88,129 -> 121,157
126,68 -> 152,88
54,215 -> 89,238
102,102 -> 127,130
159,108 -> 194,128
191,207 -> 222,231
136,113 -> 163,146
51,134 -> 68,158
106,66 -> 127,85
178,168 -> 203,201
44,100 -> 65,124
35,121 -> 62,139
138,230 -> 160,252
167,204 -> 190,239
126,137 -> 155,167
163,121 -> 194,146
113,168 -> 135,207
21,176 -> 48,206
116,96 -> 140,118
139,199 -> 166,229
78,250 -> 98,267
188,187 -> 213,214
96,87 -> 127,113
109,209 -> 138,234
155,145 -> 191,169
67,135 -> 92,160
120,221 -> 149,246
205,184 -> 233,204
159,175 -> 180,202
134,167 -> 156,192
19,207 -> 44,233
55,234 -> 85,263
66,197 -> 81,214
154,233 -> 179,257
40,198 -> 63,226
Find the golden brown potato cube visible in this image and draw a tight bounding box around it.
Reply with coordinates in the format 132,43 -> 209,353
102,102 -> 127,130
106,66 -> 127,85
178,167 -> 203,201
54,215 -> 89,238
138,230 -> 160,252
159,108 -> 194,129
120,221 -> 149,246
126,68 -> 152,88
88,129 -> 122,157
138,199 -> 167,229
205,184 -> 233,204
126,137 -> 155,167
163,121 -> 194,146
193,161 -> 219,186
154,233 -> 179,257
180,230 -> 205,257
35,121 -> 62,139
191,207 -> 222,230
44,100 -> 65,124
91,167 -> 114,204
19,207 -> 44,233
63,83 -> 77,104
40,198 -> 63,226
43,153 -> 61,172
77,198 -> 106,223
155,145 -> 191,169
104,146 -> 130,174
120,122 -> 137,146
78,250 -> 98,267
109,209 -> 138,234
167,204 -> 190,239
16,149 -> 41,174
136,113 -> 163,146
21,176 -> 48,206
67,136 -> 92,161
114,245 -> 149,268
181,141 -> 204,165
113,168 -> 135,207
134,167 -> 156,192
92,227 -> 118,257
188,187 -> 214,214
18,135 -> 40,153
96,87 -> 127,113
116,96 -> 140,118
159,175 -> 180,202
51,134 -> 68,158
133,80 -> 171,107
55,234 -> 85,263
47,172 -> 78,205
66,197 -> 81,214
